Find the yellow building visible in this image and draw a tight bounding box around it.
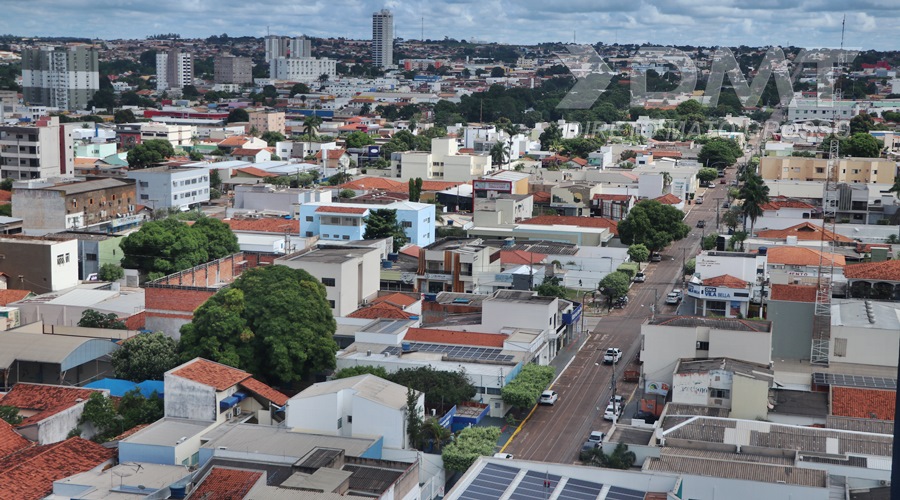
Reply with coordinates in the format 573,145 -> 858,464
760,157 -> 896,184
248,111 -> 286,135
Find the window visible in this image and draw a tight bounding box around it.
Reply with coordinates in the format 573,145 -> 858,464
57,254 -> 65,265
305,216 -> 313,222
85,253 -> 98,261
342,235 -> 350,240
347,415 -> 352,423
696,341 -> 710,350
710,388 -> 731,399
402,221 -> 412,228
328,300 -> 335,308
705,300 -> 727,317
337,417 -> 342,429
140,194 -> 149,200
305,231 -> 313,237
833,338 -> 847,357
65,253 -> 70,263
321,278 -> 336,287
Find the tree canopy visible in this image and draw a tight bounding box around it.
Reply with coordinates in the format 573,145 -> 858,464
112,332 -> 179,381
389,366 -> 476,409
114,109 -> 135,124
697,167 -> 719,184
534,275 -> 567,298
363,209 -> 409,252
98,263 -> 124,282
627,244 -> 650,265
178,265 -> 339,385
842,133 -> 883,158
120,217 -> 238,279
598,271 -> 630,300
442,426 -> 502,473
344,131 -> 375,149
227,108 -> 249,123
126,139 -> 175,169
260,131 -> 286,146
78,309 -> 126,329
738,171 -> 770,236
697,138 -> 742,168
333,365 -> 390,379
500,364 -> 555,409
618,200 -> 690,252
290,83 -> 311,96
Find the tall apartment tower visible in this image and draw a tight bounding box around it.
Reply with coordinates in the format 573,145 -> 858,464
21,46 -> 99,111
214,54 -> 253,84
264,35 -> 311,63
156,48 -> 193,91
372,9 -> 394,68
0,116 -> 75,180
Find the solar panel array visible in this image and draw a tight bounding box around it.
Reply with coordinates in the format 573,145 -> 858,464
383,343 -> 515,363
458,463 -> 517,500
606,485 -> 646,500
558,478 -> 604,500
812,372 -> 897,390
508,471 -> 561,500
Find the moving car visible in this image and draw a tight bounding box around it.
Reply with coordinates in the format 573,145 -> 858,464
588,431 -> 605,443
696,220 -> 706,228
633,272 -> 646,283
603,403 -> 622,421
539,390 -> 559,405
665,292 -> 680,305
603,348 -> 623,364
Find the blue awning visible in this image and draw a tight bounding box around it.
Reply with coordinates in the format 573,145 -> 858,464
219,396 -> 240,411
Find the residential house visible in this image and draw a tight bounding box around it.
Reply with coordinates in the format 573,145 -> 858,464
0,437 -> 115,500
127,166 -> 211,211
754,222 -> 853,244
285,374 -> 424,449
549,182 -> 602,216
672,358 -> 774,420
0,235 -> 78,294
590,193 -> 636,220
415,238 -> 501,295
297,201 -> 436,246
12,178 -> 140,235
758,198 -> 817,219
765,246 -> 846,286
217,135 -> 267,155
843,259 -> 900,300
0,116 -> 76,180
50,231 -> 125,280
0,383 -> 107,444
231,147 -> 272,163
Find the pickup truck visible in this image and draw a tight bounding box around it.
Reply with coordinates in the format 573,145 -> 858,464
603,348 -> 623,364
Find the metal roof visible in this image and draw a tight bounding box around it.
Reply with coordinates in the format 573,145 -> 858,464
0,331 -> 119,371
644,455 -> 827,488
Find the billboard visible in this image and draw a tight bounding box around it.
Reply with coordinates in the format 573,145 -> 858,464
645,380 -> 670,396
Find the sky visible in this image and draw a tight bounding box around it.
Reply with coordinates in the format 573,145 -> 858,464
5,0 -> 897,50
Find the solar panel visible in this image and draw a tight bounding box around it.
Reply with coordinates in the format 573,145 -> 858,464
458,463 -> 519,500
606,486 -> 646,500
507,471 -> 561,500
811,372 -> 897,390
382,342 -> 515,363
557,478 -> 603,500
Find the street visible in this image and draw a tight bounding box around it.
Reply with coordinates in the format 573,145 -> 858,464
502,169 -> 739,463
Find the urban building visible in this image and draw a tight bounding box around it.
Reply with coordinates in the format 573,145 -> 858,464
21,45 -> 99,111
0,235 -> 79,294
415,238 -> 501,294
126,166 -> 210,211
269,56 -> 336,83
297,201 -> 436,247
760,156 -> 896,184
139,122 -> 195,147
394,138 -> 492,182
12,177 -> 138,235
0,116 -> 75,180
264,35 -> 311,63
53,231 -> 126,280
671,358 -> 774,420
248,111 -> 286,135
213,54 -> 252,85
155,48 -> 193,91
372,9 -> 394,68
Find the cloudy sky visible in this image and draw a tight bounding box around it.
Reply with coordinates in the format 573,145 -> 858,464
5,0 -> 895,50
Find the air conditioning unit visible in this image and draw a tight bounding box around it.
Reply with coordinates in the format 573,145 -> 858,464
713,398 -> 723,406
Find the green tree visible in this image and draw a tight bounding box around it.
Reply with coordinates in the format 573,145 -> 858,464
0,178 -> 13,191
303,115 -> 323,138
675,99 -> 703,116
849,114 -> 875,135
88,88 -> 116,111
179,266 -> 338,385
627,244 -> 650,265
260,131 -> 286,146
209,168 -> 222,190
112,332 -> 179,381
78,309 -> 126,329
701,234 -> 718,251
191,217 -> 238,260
842,133 -> 883,158
534,275 -> 567,298
0,406 -> 22,425
598,271 -> 630,301
697,167 -> 719,184
290,83 -> 311,96
500,364 -> 555,409
116,388 -> 164,430
120,218 -> 208,278
490,66 -> 505,78
738,172 -> 770,236
406,387 -> 424,450
684,258 -> 696,276
114,109 -> 135,124
442,426 -> 502,473
489,140 -> 511,167
345,131 -> 375,149
188,151 -> 204,161
227,108 -> 249,124
79,392 -> 118,442
333,365 -> 390,379
262,84 -> 278,100
408,177 -> 423,202
181,85 -> 200,99
618,200 -> 690,252
729,230 -> 748,252
339,189 -> 356,199
126,139 -> 175,169
98,263 -> 124,282
389,366 -> 476,409
539,122 -> 562,151
581,442 -> 636,469
363,209 -> 409,252
698,138 -> 741,169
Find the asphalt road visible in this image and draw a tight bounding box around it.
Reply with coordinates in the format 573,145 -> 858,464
503,171 -> 740,464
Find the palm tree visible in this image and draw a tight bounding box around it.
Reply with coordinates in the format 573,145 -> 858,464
738,172 -> 770,237
303,115 -> 323,138
490,140 -> 511,168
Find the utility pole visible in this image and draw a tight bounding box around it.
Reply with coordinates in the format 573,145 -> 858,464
715,198 -> 722,228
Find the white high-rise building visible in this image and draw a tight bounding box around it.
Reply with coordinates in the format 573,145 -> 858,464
372,9 -> 394,68
270,57 -> 337,84
156,49 -> 193,91
265,35 -> 311,63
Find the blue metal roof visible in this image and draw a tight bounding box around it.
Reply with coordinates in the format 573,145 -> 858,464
84,378 -> 138,397
137,380 -> 165,398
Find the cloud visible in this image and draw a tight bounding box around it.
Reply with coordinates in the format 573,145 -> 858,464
6,0 -> 899,50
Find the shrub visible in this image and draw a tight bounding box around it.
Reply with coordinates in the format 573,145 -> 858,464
501,364 -> 555,409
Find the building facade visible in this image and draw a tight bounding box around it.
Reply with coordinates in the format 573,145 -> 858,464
12,177 -> 138,235
264,35 -> 311,63
0,235 -> 79,294
297,201 -> 436,246
0,116 -> 75,180
127,166 -> 210,211
269,57 -> 336,83
21,46 -> 99,111
276,246 -> 381,317
156,49 -> 193,91
213,54 -> 252,85
760,156 -> 896,184
248,111 -> 286,135
372,9 -> 394,68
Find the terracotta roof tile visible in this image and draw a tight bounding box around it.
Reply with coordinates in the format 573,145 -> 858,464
188,467 -> 263,500
0,437 -> 114,500
0,419 -> 30,458
170,358 -> 250,391
404,327 -> 506,347
0,384 -> 102,426
347,302 -> 415,320
500,250 -> 548,265
831,387 -> 895,421
769,284 -> 818,303
766,247 -> 845,267
759,197 -> 816,211
844,260 -> 900,281
0,190 -> 10,202
0,289 -> 32,305
371,292 -> 418,307
232,148 -> 267,157
855,243 -> 891,254
399,245 -> 421,258
314,148 -> 347,160
240,378 -> 289,406
701,274 -> 749,288
218,135 -> 252,147
592,194 -> 633,201
653,193 -> 682,205
520,215 -> 619,235
225,218 -> 300,233
756,222 -> 853,243
315,205 -> 369,214
235,166 -> 279,178
531,191 -> 552,204
339,177 -> 403,191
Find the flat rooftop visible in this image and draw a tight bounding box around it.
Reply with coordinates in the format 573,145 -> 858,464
123,418 -> 215,446
200,423 -> 376,459
490,289 -> 556,304
279,247 -> 375,264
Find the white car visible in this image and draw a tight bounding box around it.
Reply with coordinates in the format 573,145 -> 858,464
610,395 -> 623,406
633,272 -> 646,283
603,403 -> 622,421
588,431 -> 605,443
665,292 -> 680,305
493,453 -> 514,459
539,390 -> 559,405
603,348 -> 623,364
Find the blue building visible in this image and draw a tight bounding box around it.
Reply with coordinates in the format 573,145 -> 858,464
297,201 -> 435,246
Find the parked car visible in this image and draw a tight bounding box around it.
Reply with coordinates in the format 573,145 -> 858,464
650,253 -> 662,262
603,403 -> 622,421
493,453 -> 514,459
672,288 -> 683,298
610,395 -> 623,406
588,431 -> 605,443
603,348 -> 623,364
665,292 -> 680,305
633,272 -> 646,283
695,196 -> 703,204
696,220 -> 706,228
539,390 -> 559,405
581,440 -> 601,458
731,180 -> 739,186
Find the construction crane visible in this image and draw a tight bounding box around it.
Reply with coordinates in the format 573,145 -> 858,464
809,15 -> 845,365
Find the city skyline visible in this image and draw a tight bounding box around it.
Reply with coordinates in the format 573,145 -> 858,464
5,0 -> 898,50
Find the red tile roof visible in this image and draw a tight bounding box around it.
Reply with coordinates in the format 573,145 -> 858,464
766,247 -> 845,267
404,328 -> 507,348
0,384 -> 102,426
347,302 -> 415,320
0,437 -> 114,500
337,177 -> 464,193
235,166 -> 279,178
218,135 -> 253,147
315,205 -> 369,215
500,250 -> 548,265
592,194 -> 633,202
188,467 -> 263,500
701,274 -> 749,288
224,218 -> 300,233
759,197 -> 816,211
831,386 -> 894,421
844,260 -> 900,281
520,215 -> 619,236
769,284 -> 818,303
371,292 -> 418,308
855,243 -> 891,254
653,193 -> 682,205
755,222 -> 853,243
399,245 -> 421,258
421,180 -> 466,191
531,191 -> 551,204
314,148 -> 347,160
170,358 -> 251,391
0,419 -> 30,458
0,191 -> 11,203
0,289 -> 32,306
232,148 -> 267,157
240,378 -> 289,406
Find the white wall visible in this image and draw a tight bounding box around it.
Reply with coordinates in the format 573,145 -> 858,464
831,325 -> 900,367
694,252 -> 762,283
164,375 -> 216,421
641,325 -> 700,384
49,239 -> 80,291
709,329 -> 772,367
353,393 -> 412,449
